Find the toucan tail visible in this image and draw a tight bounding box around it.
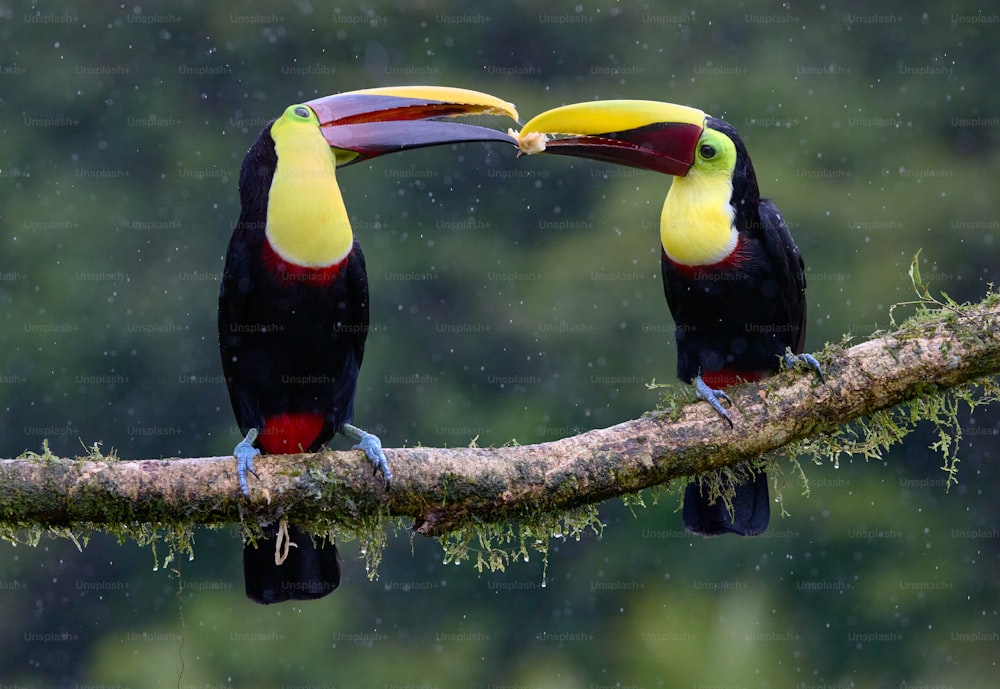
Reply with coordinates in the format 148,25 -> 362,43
682,470 -> 770,537
243,523 -> 341,604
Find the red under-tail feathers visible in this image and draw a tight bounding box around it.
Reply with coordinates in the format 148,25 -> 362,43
257,412 -> 327,454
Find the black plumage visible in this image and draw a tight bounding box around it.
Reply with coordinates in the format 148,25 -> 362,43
664,118 -> 808,536
219,123 -> 370,603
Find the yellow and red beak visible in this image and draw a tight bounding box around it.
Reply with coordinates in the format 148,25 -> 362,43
304,85 -> 520,166
515,100 -> 707,176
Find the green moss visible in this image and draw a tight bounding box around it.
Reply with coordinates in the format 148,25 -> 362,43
82,440 -> 118,462
645,378 -> 687,421
678,456 -> 780,522
334,506 -> 396,579
17,438 -> 60,463
4,441 -> 201,570
437,504 -> 602,582
784,375 -> 995,490
619,490 -> 648,513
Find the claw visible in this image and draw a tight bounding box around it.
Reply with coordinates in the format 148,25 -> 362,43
234,428 -> 261,497
694,375 -> 733,428
784,351 -> 824,382
343,423 -> 392,489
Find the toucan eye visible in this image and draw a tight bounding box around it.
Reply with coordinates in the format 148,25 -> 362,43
700,144 -> 716,160
293,106 -> 310,119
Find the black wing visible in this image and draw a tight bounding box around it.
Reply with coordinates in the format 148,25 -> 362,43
218,222 -> 264,436
343,240 -> 370,369
758,198 -> 807,355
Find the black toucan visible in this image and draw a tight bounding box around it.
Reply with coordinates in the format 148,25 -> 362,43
515,100 -> 821,536
220,86 -> 518,603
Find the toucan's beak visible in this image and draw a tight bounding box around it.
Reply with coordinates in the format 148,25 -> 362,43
304,86 -> 520,166
515,100 -> 707,176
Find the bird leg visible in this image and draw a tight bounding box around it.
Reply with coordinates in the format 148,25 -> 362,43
343,423 -> 392,489
783,351 -> 824,382
234,428 -> 261,497
693,375 -> 734,428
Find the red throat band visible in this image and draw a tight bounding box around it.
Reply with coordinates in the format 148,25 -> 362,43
260,240 -> 347,286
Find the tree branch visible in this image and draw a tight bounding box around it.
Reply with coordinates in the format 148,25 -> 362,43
2,295 -> 998,539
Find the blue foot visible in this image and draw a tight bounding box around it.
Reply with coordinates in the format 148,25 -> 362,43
783,351 -> 824,382
694,375 -> 733,428
343,423 -> 392,488
234,428 -> 260,497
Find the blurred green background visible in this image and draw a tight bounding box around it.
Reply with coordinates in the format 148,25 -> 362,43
2,1 -> 998,687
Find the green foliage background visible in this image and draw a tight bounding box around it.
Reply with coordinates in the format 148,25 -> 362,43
1,1 -> 998,686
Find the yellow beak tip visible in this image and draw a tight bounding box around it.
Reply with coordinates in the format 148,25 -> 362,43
351,85 -> 519,122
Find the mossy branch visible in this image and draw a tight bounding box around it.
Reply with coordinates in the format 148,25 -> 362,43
2,293 -> 998,547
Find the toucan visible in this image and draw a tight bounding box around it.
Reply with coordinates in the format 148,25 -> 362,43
514,100 -> 821,536
219,86 -> 518,603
